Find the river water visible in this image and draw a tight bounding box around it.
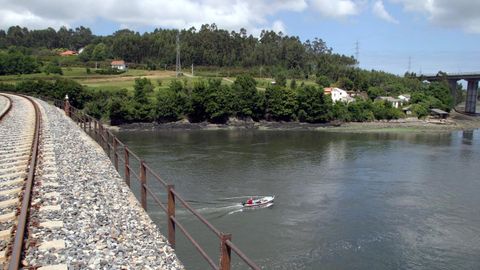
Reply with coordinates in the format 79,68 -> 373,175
116,129 -> 480,270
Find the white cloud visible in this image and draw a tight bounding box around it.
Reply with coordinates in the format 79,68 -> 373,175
309,0 -> 359,18
373,1 -> 398,24
0,8 -> 69,30
0,0 -> 307,35
392,0 -> 480,33
272,20 -> 287,34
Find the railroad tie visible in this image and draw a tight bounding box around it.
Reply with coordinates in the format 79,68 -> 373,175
38,264 -> 68,270
0,212 -> 16,222
39,220 -> 64,229
40,205 -> 61,212
39,240 -> 66,251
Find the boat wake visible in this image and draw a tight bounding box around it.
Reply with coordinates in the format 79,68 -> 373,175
178,195 -> 274,218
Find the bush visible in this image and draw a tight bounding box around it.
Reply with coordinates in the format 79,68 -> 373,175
94,68 -> 126,75
0,51 -> 40,75
315,75 -> 331,88
410,103 -> 429,118
372,100 -> 403,120
43,62 -> 63,75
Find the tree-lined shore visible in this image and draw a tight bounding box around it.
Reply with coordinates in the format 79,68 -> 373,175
0,25 -> 461,126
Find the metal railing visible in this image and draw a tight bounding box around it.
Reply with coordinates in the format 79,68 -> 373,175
56,98 -> 260,270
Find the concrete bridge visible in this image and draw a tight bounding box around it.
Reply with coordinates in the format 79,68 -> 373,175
419,72 -> 480,114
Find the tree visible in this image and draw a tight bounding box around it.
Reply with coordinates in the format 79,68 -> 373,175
133,77 -> 154,104
265,85 -> 297,121
296,85 -> 332,123
290,79 -> 297,89
367,86 -> 385,100
205,83 -> 234,123
337,77 -> 354,90
232,75 -> 263,119
43,61 -> 63,75
92,43 -> 107,68
79,44 -> 94,62
316,75 -> 331,88
189,80 -> 208,122
156,80 -> 190,122
0,49 -> 39,75
274,73 -> 287,87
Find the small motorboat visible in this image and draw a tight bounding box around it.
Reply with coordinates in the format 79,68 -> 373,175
242,196 -> 275,207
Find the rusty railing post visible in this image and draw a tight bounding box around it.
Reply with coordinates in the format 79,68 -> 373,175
113,138 -> 118,170
124,147 -> 130,187
106,131 -> 111,158
64,96 -> 70,117
88,117 -> 91,132
167,184 -> 176,248
140,160 -> 147,210
219,233 -> 232,270
98,123 -> 102,145
98,124 -> 103,147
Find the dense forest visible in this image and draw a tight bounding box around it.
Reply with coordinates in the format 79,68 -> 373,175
0,25 -> 355,78
0,25 -> 459,125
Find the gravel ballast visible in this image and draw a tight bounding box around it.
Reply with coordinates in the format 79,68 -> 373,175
27,99 -> 184,269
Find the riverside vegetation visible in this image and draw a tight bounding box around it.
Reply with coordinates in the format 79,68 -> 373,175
0,25 -> 457,125
1,75 -> 453,126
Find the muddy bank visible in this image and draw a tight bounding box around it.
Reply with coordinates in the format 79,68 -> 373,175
115,112 -> 480,133
117,118 -> 336,131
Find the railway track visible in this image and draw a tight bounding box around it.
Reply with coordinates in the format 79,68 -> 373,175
0,93 -> 41,269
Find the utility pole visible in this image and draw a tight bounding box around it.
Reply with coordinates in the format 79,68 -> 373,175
355,41 -> 359,68
175,31 -> 181,78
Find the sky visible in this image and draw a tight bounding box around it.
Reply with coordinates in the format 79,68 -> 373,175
0,0 -> 479,75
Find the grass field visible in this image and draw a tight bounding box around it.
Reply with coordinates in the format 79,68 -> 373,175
0,66 -> 319,92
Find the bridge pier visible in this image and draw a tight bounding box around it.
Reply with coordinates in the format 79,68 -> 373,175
448,79 -> 458,105
466,80 -> 478,114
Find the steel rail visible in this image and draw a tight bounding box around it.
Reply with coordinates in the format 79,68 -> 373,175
7,95 -> 42,270
0,94 -> 13,121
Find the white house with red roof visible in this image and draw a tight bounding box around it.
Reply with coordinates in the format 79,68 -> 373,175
111,60 -> 127,70
324,87 -> 354,103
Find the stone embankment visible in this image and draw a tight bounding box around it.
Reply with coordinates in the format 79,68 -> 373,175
23,99 -> 183,269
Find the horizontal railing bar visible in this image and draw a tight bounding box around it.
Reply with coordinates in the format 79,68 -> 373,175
114,137 -> 125,147
171,189 -> 222,238
171,216 -> 219,270
144,164 -> 168,188
126,148 -> 141,162
226,240 -> 261,270
144,186 -> 167,213
126,165 -> 140,181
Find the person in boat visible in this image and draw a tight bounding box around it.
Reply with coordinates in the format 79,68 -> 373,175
246,197 -> 253,205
